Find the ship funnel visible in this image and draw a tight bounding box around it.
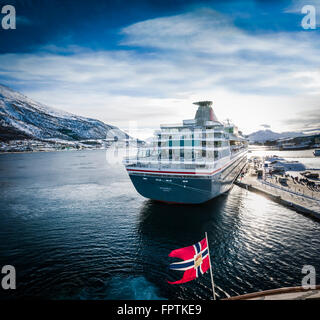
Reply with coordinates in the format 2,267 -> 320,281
193,101 -> 218,125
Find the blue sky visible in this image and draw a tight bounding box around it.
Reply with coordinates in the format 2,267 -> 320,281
0,0 -> 320,137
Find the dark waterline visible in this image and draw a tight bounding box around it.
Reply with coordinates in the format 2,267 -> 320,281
0,149 -> 319,300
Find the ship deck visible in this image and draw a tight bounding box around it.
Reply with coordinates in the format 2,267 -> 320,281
224,285 -> 320,300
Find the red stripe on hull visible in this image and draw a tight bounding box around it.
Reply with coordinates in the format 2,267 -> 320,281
126,168 -> 220,175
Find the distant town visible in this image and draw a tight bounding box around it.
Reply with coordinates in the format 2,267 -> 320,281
1,131 -> 319,154
248,132 -> 320,150
0,139 -> 114,153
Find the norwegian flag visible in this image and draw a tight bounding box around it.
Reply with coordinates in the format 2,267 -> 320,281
168,237 -> 210,284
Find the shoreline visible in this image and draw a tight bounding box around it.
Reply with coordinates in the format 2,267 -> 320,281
1,145 -> 318,155
0,148 -> 106,155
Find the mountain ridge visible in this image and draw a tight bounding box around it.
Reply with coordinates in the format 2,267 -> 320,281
247,129 -> 306,143
1,84 -> 311,146
0,84 -> 128,142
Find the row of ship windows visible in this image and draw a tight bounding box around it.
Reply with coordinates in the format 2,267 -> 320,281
148,147 -> 230,152
138,148 -> 231,160
157,132 -> 228,140
153,140 -> 230,148
158,127 -> 225,133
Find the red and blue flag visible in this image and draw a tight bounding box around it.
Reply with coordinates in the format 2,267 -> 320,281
168,237 -> 210,284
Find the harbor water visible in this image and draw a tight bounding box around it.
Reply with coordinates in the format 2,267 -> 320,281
0,148 -> 320,299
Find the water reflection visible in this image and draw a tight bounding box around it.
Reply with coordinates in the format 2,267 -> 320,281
136,189 -> 244,299
1,150 -> 320,300
138,198 -> 224,238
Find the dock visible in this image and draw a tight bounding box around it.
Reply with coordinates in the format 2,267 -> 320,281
235,158 -> 320,221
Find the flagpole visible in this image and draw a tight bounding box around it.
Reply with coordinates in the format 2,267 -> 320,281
205,232 -> 216,300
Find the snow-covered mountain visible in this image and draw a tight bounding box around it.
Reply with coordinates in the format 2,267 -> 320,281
0,84 -> 128,142
248,129 -> 305,143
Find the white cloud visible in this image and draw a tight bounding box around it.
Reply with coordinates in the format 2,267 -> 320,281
1,8 -> 320,138
121,8 -> 320,59
285,0 -> 320,28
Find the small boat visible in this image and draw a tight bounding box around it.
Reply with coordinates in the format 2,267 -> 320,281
280,142 -> 309,150
314,149 -> 320,156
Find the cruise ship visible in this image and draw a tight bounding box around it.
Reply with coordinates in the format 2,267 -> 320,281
123,101 -> 248,204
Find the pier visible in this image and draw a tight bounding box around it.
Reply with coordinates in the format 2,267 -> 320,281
236,157 -> 320,221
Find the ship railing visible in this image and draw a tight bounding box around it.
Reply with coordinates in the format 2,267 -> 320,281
160,123 -> 184,128
128,163 -> 216,170
124,156 -> 208,163
261,180 -> 320,203
123,158 -> 225,171
156,129 -> 226,135
142,146 -> 230,151
154,137 -> 228,143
